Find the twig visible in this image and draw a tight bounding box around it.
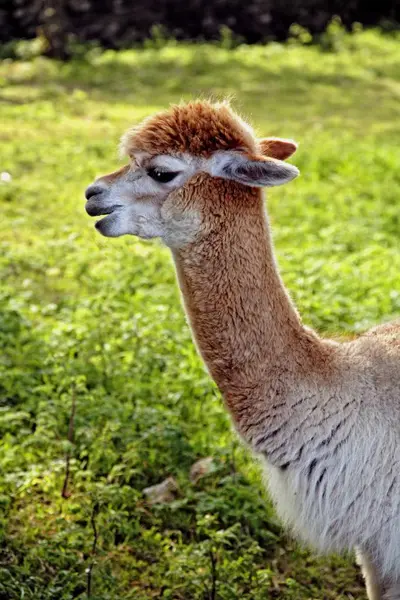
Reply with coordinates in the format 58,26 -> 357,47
61,385 -> 76,498
209,548 -> 217,600
230,439 -> 237,475
86,501 -> 100,598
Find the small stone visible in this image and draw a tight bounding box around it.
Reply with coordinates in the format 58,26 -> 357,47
190,457 -> 215,483
143,476 -> 179,505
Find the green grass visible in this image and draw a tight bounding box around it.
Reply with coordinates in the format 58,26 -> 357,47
1,28 -> 400,599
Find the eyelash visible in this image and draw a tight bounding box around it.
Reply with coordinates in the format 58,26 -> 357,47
147,168 -> 180,183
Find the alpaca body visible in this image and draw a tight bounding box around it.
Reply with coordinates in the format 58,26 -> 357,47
85,100 -> 400,598
257,328 -> 400,578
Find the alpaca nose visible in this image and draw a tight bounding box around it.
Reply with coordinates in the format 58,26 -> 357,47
85,184 -> 104,200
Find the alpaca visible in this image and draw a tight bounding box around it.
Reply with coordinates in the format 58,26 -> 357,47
85,100 -> 400,600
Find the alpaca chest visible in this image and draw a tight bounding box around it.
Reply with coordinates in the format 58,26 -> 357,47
263,460 -> 341,552
261,429 -> 392,555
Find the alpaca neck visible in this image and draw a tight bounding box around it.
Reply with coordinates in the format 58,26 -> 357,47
171,184 -> 322,423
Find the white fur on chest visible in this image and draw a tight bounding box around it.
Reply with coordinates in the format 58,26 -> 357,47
261,419 -> 400,578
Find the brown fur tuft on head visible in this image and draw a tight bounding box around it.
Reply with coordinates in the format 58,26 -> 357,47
120,100 -> 258,158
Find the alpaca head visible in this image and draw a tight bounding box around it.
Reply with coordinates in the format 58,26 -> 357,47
85,101 -> 299,246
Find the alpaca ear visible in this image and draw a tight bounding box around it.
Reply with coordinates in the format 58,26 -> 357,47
210,151 -> 299,188
259,137 -> 298,160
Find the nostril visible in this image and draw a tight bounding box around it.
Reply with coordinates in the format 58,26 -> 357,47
85,184 -> 104,201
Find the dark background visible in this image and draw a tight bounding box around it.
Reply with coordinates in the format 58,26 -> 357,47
1,0 -> 399,58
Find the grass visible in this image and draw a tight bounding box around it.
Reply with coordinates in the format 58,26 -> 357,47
1,27 -> 400,599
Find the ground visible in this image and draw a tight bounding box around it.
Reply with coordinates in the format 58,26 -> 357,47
0,28 -> 400,599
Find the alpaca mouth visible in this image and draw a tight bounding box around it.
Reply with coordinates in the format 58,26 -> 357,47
85,201 -> 123,232
85,201 -> 122,218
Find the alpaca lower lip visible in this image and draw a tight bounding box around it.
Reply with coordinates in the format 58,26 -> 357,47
94,211 -> 122,237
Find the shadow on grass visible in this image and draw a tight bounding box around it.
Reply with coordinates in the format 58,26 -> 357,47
1,45 -> 400,133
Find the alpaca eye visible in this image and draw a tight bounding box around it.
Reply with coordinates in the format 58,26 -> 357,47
147,168 -> 179,183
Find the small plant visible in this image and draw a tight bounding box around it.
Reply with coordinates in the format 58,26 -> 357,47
0,36 -> 48,60
218,26 -> 243,50
288,24 -> 313,46
144,24 -> 175,50
319,16 -> 348,52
